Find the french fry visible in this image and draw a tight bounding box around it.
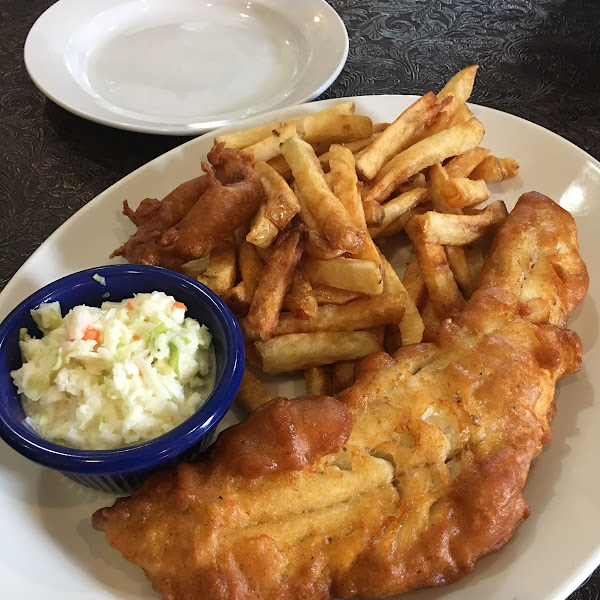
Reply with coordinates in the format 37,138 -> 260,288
245,292 -> 405,340
427,163 -> 474,296
246,203 -> 280,249
236,368 -> 274,412
402,253 -> 427,309
469,155 -> 519,182
256,331 -> 382,373
363,197 -> 385,227
267,154 -> 292,179
368,188 -> 428,238
245,226 -> 307,340
397,172 -> 427,194
197,243 -> 236,296
215,122 -> 286,149
441,177 -> 491,209
283,267 -> 318,319
407,65 -> 478,146
444,146 -> 490,178
408,201 -> 508,245
311,285 -> 364,306
281,136 -> 365,254
356,92 -> 444,180
329,144 -> 382,272
318,133 -> 381,171
253,161 -> 300,227
298,114 -> 373,145
363,118 -> 486,205
379,251 -> 424,345
304,366 -> 333,395
227,240 -> 264,314
243,123 -> 297,163
303,256 -> 383,295
214,101 -> 355,148
372,211 -> 415,239
436,65 -> 478,112
331,360 -> 357,394
405,219 -> 465,320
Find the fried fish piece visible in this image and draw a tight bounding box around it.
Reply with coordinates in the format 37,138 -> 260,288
111,145 -> 264,270
94,192 -> 588,600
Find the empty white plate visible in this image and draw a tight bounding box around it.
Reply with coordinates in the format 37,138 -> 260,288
24,0 -> 348,135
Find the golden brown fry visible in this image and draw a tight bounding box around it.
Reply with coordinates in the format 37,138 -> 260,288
227,241 -> 264,314
426,163 -> 475,297
281,136 -> 365,254
236,368 -> 274,412
215,123 -> 286,149
363,197 -> 385,227
253,161 -> 301,228
469,155 -> 519,183
436,65 -> 479,111
368,188 -> 428,238
311,285 -> 364,306
397,172 -> 428,194
402,253 -> 427,309
245,227 -> 307,340
256,330 -> 382,373
215,101 -> 355,149
283,267 -> 318,319
408,201 -> 508,245
197,243 -> 236,297
303,256 -> 383,295
246,292 -> 404,340
379,251 -> 424,345
304,366 -> 332,396
318,133 -> 381,171
441,177 -> 491,209
243,123 -> 297,163
356,92 -> 443,180
267,154 -> 292,179
298,114 -> 373,145
499,157 -> 519,178
329,144 -> 382,273
405,219 -> 465,320
444,147 -> 490,178
363,118 -> 485,205
246,203 -> 280,249
330,360 -> 357,394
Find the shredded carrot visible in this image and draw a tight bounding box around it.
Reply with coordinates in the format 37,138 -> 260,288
173,301 -> 187,311
126,300 -> 135,310
82,327 -> 100,341
133,334 -> 141,341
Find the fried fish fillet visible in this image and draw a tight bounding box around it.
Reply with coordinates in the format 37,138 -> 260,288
111,144 -> 264,271
93,192 -> 588,600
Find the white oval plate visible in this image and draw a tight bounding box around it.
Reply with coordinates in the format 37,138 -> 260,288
24,0 -> 348,135
1,97 -> 600,600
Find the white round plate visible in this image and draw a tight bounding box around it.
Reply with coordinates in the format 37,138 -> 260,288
1,97 -> 600,600
24,0 -> 348,135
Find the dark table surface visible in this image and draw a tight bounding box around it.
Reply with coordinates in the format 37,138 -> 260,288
1,0 -> 599,598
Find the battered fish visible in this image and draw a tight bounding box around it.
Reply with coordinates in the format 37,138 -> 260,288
111,144 -> 264,271
93,192 -> 588,600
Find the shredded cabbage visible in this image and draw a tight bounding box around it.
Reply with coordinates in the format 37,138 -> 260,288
10,292 -> 215,450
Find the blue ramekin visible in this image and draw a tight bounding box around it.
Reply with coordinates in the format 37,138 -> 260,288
0,264 -> 244,494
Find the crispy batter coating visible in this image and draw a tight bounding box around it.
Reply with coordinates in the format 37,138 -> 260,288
94,192 -> 588,600
111,145 -> 264,270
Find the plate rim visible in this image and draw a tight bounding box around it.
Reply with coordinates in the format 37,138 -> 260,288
1,94 -> 600,600
23,0 -> 349,135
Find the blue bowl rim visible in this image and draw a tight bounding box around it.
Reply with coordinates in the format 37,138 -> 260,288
0,264 -> 244,476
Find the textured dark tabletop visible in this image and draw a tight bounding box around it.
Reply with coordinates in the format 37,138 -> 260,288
1,0 -> 599,597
